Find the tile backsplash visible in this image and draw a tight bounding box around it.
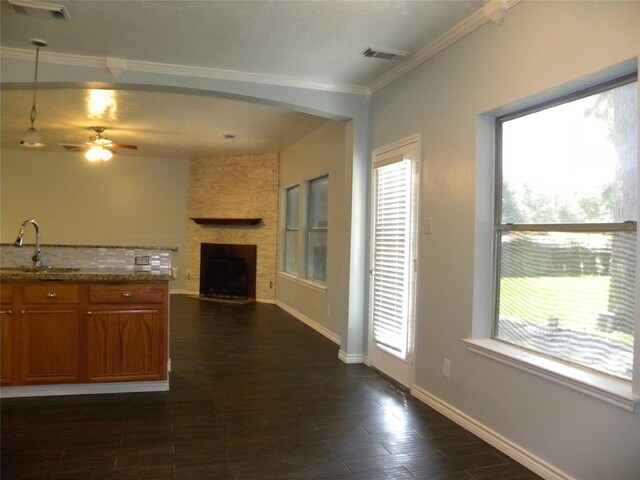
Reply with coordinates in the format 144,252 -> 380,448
0,244 -> 173,275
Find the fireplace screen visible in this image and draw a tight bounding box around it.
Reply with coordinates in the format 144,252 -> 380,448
200,243 -> 257,299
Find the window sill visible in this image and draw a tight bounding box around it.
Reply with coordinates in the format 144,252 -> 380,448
278,272 -> 298,282
463,338 -> 639,411
277,272 -> 327,293
298,278 -> 327,293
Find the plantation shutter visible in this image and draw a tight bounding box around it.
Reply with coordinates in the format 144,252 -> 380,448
371,156 -> 412,359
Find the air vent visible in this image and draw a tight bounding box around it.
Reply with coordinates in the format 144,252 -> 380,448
9,0 -> 70,20
362,47 -> 408,61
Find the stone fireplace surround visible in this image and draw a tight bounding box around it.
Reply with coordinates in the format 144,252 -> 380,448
186,153 -> 278,303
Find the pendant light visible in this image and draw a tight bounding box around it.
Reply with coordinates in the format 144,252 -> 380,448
20,38 -> 47,148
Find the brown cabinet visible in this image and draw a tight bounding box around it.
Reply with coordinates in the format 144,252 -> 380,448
0,285 -> 15,385
88,284 -> 167,382
22,284 -> 81,304
20,307 -> 82,384
0,281 -> 168,387
19,284 -> 82,384
88,284 -> 165,304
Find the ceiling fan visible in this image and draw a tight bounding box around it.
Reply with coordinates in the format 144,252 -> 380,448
61,126 -> 138,161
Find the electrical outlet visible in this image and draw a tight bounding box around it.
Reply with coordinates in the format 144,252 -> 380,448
443,358 -> 451,378
135,255 -> 150,266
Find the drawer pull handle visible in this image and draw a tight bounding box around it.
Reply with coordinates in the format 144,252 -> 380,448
122,291 -> 133,298
5,309 -> 12,315
46,292 -> 58,299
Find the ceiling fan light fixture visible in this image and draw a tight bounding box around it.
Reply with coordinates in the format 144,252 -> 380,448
20,38 -> 47,148
101,149 -> 113,161
85,145 -> 113,162
85,146 -> 103,162
62,126 -> 136,160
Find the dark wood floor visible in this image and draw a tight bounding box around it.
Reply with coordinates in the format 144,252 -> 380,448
1,295 -> 542,479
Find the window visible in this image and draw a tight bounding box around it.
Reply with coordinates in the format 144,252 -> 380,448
307,176 -> 328,283
495,74 -> 637,380
284,185 -> 299,274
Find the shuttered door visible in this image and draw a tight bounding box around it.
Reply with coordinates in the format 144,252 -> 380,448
372,157 -> 412,359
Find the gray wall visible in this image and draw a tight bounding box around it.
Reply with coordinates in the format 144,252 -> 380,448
369,2 -> 639,479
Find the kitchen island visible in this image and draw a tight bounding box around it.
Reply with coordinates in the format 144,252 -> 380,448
0,244 -> 174,398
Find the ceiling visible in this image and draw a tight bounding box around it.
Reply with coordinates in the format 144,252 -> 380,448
0,0 -> 490,160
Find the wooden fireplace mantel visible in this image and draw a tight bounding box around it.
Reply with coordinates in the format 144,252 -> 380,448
190,218 -> 262,226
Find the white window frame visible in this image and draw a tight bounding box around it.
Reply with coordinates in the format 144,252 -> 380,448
467,71 -> 640,411
281,184 -> 300,276
305,175 -> 329,285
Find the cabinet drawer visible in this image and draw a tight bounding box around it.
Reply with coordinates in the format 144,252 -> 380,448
23,285 -> 80,304
0,285 -> 14,304
88,284 -> 165,304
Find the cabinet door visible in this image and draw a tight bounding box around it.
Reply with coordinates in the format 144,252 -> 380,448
88,308 -> 165,382
20,308 -> 81,384
0,285 -> 15,384
0,307 -> 14,385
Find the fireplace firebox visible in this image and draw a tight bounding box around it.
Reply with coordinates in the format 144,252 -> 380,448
200,243 -> 257,300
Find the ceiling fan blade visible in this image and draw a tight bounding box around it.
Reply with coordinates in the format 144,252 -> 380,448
60,144 -> 89,152
110,143 -> 138,150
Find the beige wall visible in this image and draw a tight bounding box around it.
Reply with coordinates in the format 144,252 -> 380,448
277,120 -> 347,341
0,149 -> 189,289
186,153 -> 279,302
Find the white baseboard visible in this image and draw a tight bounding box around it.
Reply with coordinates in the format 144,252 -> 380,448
275,300 -> 340,345
1,381 -> 170,398
170,288 -> 195,295
338,350 -> 367,364
171,291 -> 275,304
410,385 -> 573,480
257,297 -> 276,304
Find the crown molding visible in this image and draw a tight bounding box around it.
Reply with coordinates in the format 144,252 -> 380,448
1,2 -> 521,99
0,47 -> 370,97
368,0 -> 522,94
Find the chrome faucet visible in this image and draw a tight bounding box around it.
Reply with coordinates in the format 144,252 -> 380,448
14,219 -> 42,267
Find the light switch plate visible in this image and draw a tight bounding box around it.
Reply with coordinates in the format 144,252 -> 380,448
443,358 -> 451,378
423,217 -> 432,234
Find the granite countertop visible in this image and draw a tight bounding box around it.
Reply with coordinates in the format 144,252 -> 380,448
0,268 -> 173,282
0,243 -> 178,251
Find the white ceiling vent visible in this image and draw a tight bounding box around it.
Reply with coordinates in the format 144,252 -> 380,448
362,47 -> 408,61
9,0 -> 70,20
